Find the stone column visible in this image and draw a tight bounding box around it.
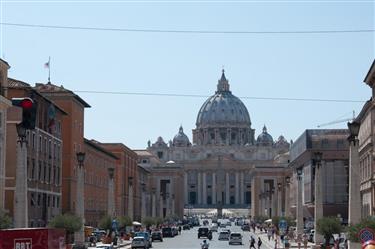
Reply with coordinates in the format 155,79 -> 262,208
107,168 -> 115,217
235,172 -> 240,205
14,138 -> 28,228
314,161 -> 324,244
197,172 -> 202,205
152,190 -> 156,217
202,172 -> 207,205
184,172 -> 188,205
240,172 -> 244,205
225,172 -> 230,205
159,194 -> 164,218
212,172 -> 216,205
296,171 -> 304,236
285,180 -> 290,217
277,185 -> 282,217
128,177 -> 134,220
251,176 -> 258,217
272,190 -> 277,217
141,185 -> 146,220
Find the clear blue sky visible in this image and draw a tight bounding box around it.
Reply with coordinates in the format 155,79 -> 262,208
1,0 -> 374,149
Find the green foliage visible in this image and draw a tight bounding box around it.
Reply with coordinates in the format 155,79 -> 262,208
270,216 -> 295,229
253,215 -> 268,223
316,217 -> 342,244
48,213 -> 82,234
142,217 -> 155,227
117,216 -> 132,228
347,217 -> 375,242
164,214 -> 179,223
0,208 -> 12,229
154,217 -> 164,226
98,215 -> 112,230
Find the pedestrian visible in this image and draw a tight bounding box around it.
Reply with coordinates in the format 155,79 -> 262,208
258,237 -> 262,249
267,229 -> 272,241
250,236 -> 256,249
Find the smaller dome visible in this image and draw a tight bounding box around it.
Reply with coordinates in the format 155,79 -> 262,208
275,135 -> 290,148
257,125 -> 273,146
173,126 -> 191,147
152,136 -> 167,147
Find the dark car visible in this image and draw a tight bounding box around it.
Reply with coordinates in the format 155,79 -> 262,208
198,227 -> 210,239
241,224 -> 250,231
183,224 -> 190,230
162,227 -> 174,238
151,231 -> 163,242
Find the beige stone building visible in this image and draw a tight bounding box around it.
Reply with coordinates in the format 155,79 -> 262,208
143,71 -> 290,218
357,59 -> 375,217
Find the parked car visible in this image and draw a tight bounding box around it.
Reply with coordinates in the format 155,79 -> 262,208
131,236 -> 148,249
218,231 -> 230,240
198,227 -> 210,239
183,224 -> 190,230
172,227 -> 178,236
219,223 -> 226,228
229,232 -> 243,245
134,232 -> 152,248
162,227 -> 174,238
151,231 -> 163,242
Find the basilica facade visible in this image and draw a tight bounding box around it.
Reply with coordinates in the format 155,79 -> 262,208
142,71 -> 291,218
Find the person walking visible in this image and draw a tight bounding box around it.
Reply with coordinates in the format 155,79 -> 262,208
258,237 -> 263,249
250,236 -> 256,249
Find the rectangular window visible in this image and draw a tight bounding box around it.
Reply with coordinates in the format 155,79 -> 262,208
57,168 -> 60,185
53,167 -> 56,185
37,194 -> 41,206
56,197 -> 60,208
48,140 -> 52,158
43,163 -> 47,182
38,161 -> 42,180
32,133 -> 36,149
30,193 -> 35,206
47,196 -> 50,207
52,196 -> 55,208
48,164 -> 51,183
39,136 -> 42,152
31,159 -> 36,180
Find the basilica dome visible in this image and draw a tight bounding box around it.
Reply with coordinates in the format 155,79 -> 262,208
193,70 -> 255,146
196,70 -> 251,128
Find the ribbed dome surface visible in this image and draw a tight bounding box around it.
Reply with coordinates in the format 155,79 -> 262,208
173,126 -> 190,146
196,92 -> 251,127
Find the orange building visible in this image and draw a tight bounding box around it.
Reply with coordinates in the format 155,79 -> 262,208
5,78 -> 66,226
34,82 -> 90,215
99,143 -> 138,219
83,139 -> 118,226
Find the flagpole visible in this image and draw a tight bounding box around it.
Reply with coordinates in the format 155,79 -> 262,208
48,56 -> 51,83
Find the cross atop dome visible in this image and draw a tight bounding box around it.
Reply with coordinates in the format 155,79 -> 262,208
217,69 -> 231,93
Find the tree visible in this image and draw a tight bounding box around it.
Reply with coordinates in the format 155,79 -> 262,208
117,216 -> 132,229
316,217 -> 342,246
347,217 -> 375,242
48,213 -> 82,244
154,217 -> 164,226
142,217 -> 155,227
0,208 -> 12,229
98,215 -> 112,231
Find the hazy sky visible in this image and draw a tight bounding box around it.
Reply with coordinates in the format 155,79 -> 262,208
1,0 -> 374,149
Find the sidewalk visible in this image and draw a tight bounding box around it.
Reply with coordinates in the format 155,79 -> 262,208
87,239 -> 132,249
252,230 -> 316,249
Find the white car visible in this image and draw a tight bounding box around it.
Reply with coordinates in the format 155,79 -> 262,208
131,236 -> 148,249
229,232 -> 243,245
218,231 -> 230,240
210,224 -> 218,232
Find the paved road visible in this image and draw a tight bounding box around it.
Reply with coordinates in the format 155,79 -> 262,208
151,223 -> 273,249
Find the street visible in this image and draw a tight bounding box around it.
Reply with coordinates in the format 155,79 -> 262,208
149,224 -> 273,249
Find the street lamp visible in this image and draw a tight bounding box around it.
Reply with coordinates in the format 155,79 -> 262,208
76,152 -> 85,167
286,176 -> 291,184
75,151 -> 85,247
348,121 -> 360,145
16,123 -> 27,142
296,167 -> 304,236
313,151 -> 323,245
277,182 -> 282,191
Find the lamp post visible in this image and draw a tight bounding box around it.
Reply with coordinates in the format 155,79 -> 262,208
285,176 -> 291,217
107,167 -> 115,217
128,176 -> 134,221
348,121 -> 361,249
14,124 -> 28,228
277,182 -> 282,217
313,152 -> 323,245
296,167 -> 304,236
75,152 -> 85,247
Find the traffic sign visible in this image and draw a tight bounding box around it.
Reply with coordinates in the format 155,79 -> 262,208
359,228 -> 375,243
